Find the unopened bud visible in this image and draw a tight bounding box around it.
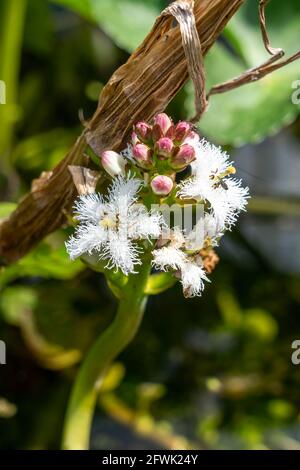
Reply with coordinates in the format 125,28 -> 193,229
154,137 -> 174,160
101,151 -> 126,177
152,113 -> 173,140
174,121 -> 191,144
171,144 -> 196,170
132,143 -> 153,169
151,175 -> 174,196
134,122 -> 152,144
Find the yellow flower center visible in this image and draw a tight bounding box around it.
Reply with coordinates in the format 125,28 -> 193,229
100,215 -> 117,230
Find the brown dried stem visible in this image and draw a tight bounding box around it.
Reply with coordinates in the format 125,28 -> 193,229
163,0 -> 208,121
2,0 -> 299,265
208,0 -> 299,98
259,0 -> 283,56
0,0 -> 244,264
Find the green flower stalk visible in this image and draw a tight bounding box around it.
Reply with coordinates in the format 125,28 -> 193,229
62,257 -> 151,450
63,112 -> 249,449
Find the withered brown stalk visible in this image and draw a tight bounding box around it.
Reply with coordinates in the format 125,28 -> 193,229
208,0 -> 300,97
0,0 -> 299,265
0,0 -> 244,264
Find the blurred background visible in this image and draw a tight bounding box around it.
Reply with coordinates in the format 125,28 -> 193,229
1,0 -> 300,450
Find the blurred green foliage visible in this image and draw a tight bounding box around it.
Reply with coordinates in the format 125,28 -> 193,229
0,0 -> 300,450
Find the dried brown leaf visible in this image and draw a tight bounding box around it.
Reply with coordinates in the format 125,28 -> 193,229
68,166 -> 102,196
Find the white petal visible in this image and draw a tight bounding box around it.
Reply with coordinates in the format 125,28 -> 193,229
104,231 -> 141,275
191,138 -> 230,177
73,193 -> 105,224
203,213 -> 224,244
108,175 -> 142,208
152,246 -> 187,271
65,224 -> 107,260
181,262 -> 209,298
184,213 -> 224,251
128,204 -> 163,240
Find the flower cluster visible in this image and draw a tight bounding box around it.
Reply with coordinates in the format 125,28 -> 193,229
66,113 -> 249,297
123,113 -> 200,197
132,114 -> 197,173
66,177 -> 163,275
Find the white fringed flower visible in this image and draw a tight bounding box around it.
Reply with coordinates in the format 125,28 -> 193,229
67,114 -> 250,299
152,245 -> 187,272
185,213 -> 224,251
152,243 -> 209,298
178,139 -> 249,228
66,176 -> 163,275
180,262 -> 209,298
152,220 -> 215,298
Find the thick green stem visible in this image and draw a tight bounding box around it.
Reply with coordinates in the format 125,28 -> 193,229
62,259 -> 151,450
0,0 -> 27,163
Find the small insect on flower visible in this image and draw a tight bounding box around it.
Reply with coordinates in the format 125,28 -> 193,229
178,138 -> 249,229
66,176 -> 163,275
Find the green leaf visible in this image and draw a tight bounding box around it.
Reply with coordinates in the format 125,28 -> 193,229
52,0 -> 163,52
0,286 -> 37,325
90,0 -> 162,52
24,0 -> 54,55
11,128 -> 77,172
51,0 -> 94,21
0,238 -> 85,288
0,285 -> 82,370
188,45 -> 300,146
0,202 -> 17,220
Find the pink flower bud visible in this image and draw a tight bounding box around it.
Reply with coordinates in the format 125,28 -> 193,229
174,121 -> 191,144
152,113 -> 172,140
171,144 -> 196,170
151,175 -> 174,196
154,137 -> 174,159
101,151 -> 126,177
134,122 -> 152,143
132,143 -> 153,169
